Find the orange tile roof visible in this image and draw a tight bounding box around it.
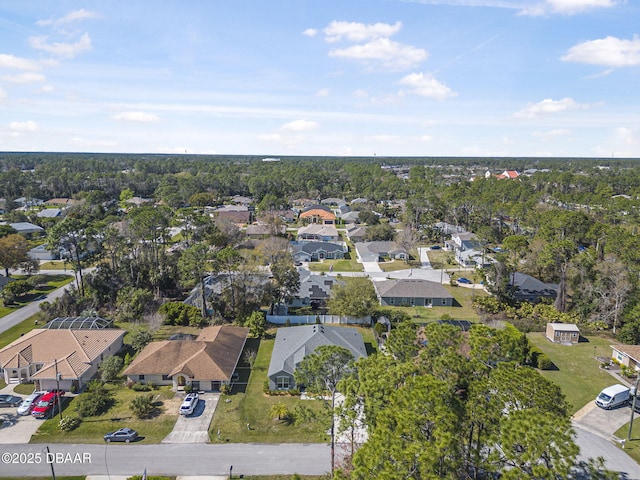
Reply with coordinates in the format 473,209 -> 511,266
300,209 -> 336,220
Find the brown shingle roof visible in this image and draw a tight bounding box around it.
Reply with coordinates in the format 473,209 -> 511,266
612,344 -> 640,363
124,326 -> 248,381
374,279 -> 453,299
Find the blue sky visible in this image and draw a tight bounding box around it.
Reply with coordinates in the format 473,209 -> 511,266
0,0 -> 639,157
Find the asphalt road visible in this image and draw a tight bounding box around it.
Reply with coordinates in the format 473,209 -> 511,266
0,270 -> 77,335
574,426 -> 640,479
0,443 -> 331,477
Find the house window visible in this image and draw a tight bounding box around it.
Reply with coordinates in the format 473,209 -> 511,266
389,298 -> 395,305
162,375 -> 170,381
410,298 -> 415,305
572,332 -> 577,337
442,299 -> 446,305
617,352 -> 624,362
276,376 -> 290,390
139,375 -> 145,380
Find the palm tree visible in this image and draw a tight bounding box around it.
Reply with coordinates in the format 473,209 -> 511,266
269,401 -> 289,421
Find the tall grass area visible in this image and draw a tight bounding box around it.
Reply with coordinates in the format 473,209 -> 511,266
527,332 -> 619,414
210,336 -> 330,443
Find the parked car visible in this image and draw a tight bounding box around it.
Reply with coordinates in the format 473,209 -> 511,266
596,384 -> 630,410
31,390 -> 64,418
17,392 -> 45,415
430,245 -> 441,250
0,394 -> 23,408
104,427 -> 138,443
457,277 -> 472,284
180,392 -> 199,415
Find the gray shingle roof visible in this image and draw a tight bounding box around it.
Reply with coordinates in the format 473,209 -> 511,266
373,279 -> 453,299
268,325 -> 367,379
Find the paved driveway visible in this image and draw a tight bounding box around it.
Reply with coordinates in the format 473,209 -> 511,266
162,393 -> 219,443
0,410 -> 42,444
573,400 -> 633,440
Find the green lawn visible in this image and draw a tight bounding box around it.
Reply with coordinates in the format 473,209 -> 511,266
614,419 -> 640,465
0,274 -> 74,317
13,382 -> 36,395
0,313 -> 45,349
527,332 -> 617,414
30,384 -> 178,444
210,335 -> 330,443
38,261 -> 69,270
308,259 -> 363,273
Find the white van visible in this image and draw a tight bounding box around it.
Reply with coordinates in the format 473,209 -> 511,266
596,384 -> 630,409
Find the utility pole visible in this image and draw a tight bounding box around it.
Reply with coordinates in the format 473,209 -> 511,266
46,446 -> 56,480
628,375 -> 640,441
54,359 -> 63,421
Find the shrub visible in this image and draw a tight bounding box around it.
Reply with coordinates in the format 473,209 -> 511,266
263,380 -> 270,394
130,394 -> 155,418
99,355 -> 124,382
75,381 -> 113,417
131,383 -> 152,392
184,384 -> 193,394
220,383 -> 231,395
58,416 -> 80,432
537,354 -> 554,370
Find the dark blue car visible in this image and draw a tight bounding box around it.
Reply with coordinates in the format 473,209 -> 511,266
457,277 -> 472,284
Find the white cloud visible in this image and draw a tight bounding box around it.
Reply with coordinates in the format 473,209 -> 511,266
29,33 -> 92,59
323,21 -> 403,43
39,85 -> 55,93
69,137 -> 117,148
111,111 -> 160,123
367,134 -> 400,142
330,38 -> 428,70
282,119 -> 318,131
0,87 -> 6,100
2,72 -> 46,84
353,89 -> 368,98
562,36 -> 640,67
527,0 -> 618,15
398,72 -> 457,100
513,98 -> 583,118
420,135 -> 432,142
0,54 -> 40,71
616,127 -> 639,145
315,88 -> 330,97
532,129 -> 572,138
303,28 -> 318,37
37,9 -> 98,26
9,121 -> 39,132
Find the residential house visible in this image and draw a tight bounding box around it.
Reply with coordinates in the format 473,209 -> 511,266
291,241 -> 346,263
545,323 -> 580,344
320,198 -> 344,206
346,225 -> 367,243
497,170 -> 520,179
2,222 -> 44,236
297,224 -> 340,242
288,268 -> 339,310
123,325 -> 249,391
267,324 -> 367,390
611,344 -> 640,371
14,197 -> 44,208
299,205 -> 336,225
355,241 -> 407,263
339,211 -> 360,224
45,198 -> 79,208
373,279 -> 454,307
210,205 -> 251,225
0,327 -> 125,391
509,272 -> 558,303
28,244 -> 60,261
37,208 -> 63,219
246,223 -> 286,239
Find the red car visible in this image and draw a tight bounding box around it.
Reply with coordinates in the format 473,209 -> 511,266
31,390 -> 64,419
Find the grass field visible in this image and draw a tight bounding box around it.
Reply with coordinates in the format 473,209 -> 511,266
614,420 -> 640,465
30,384 -> 178,444
527,332 -> 618,414
0,274 -> 74,318
308,259 -> 363,273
